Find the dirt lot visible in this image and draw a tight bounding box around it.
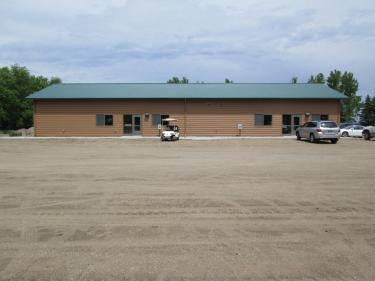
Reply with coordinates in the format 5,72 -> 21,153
0,138 -> 374,281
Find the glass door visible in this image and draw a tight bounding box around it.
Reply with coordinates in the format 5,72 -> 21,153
282,114 -> 301,135
282,115 -> 292,134
133,115 -> 142,135
123,114 -> 133,134
123,114 -> 142,135
292,115 -> 301,133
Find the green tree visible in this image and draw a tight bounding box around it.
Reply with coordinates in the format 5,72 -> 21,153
308,73 -> 325,84
49,77 -> 62,85
327,70 -> 360,122
225,78 -> 233,84
167,77 -> 180,83
0,64 -> 61,130
167,76 -> 189,84
291,77 -> 298,84
360,95 -> 373,125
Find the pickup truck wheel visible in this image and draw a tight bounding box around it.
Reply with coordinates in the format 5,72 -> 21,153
309,133 -> 316,143
331,139 -> 338,144
296,132 -> 301,140
363,130 -> 371,140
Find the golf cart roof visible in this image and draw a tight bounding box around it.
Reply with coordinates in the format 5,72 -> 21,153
162,118 -> 178,122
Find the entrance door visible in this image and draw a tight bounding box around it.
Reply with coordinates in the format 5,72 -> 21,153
123,114 -> 133,135
123,114 -> 142,135
133,115 -> 142,135
292,115 -> 301,133
282,114 -> 301,135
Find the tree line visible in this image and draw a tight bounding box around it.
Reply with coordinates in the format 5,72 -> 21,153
361,95 -> 375,126
0,65 -> 61,130
304,70 -> 375,123
167,76 -> 233,84
0,65 -> 373,130
292,70 -> 362,123
171,71 -> 367,123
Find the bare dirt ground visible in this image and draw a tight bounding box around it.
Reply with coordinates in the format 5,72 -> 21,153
0,138 -> 374,281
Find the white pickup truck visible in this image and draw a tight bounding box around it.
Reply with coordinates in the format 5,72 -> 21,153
362,126 -> 375,140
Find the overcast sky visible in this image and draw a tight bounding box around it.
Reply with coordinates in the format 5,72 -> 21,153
0,0 -> 374,95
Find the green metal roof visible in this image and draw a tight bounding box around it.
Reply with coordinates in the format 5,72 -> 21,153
27,83 -> 347,100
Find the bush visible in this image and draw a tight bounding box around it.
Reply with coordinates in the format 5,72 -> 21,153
9,131 -> 22,137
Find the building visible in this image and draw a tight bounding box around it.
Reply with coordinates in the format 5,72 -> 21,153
27,83 -> 346,137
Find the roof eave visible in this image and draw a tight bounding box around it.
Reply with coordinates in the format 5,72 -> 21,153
29,97 -> 347,100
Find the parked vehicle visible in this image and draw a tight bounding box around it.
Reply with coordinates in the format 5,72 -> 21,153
340,125 -> 364,137
339,123 -> 357,129
362,126 -> 375,140
160,118 -> 180,141
296,121 -> 340,143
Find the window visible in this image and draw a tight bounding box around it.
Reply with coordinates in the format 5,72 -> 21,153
306,122 -> 317,128
255,114 -> 272,126
96,114 -> 113,126
302,122 -> 315,128
264,115 -> 272,125
96,114 -> 105,126
152,114 -> 161,127
312,114 -> 329,121
105,115 -> 113,126
152,114 -> 169,127
320,122 -> 337,128
161,114 -> 170,126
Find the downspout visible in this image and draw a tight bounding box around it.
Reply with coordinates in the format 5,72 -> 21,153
184,97 -> 187,137
33,101 -> 37,137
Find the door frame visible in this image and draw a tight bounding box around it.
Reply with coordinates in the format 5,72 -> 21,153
291,114 -> 301,134
123,114 -> 133,135
123,114 -> 143,135
132,114 -> 142,135
282,114 -> 302,135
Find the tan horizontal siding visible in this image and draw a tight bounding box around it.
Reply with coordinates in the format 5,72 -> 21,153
34,100 -> 340,137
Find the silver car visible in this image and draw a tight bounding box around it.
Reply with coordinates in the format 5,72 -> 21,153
296,121 -> 340,144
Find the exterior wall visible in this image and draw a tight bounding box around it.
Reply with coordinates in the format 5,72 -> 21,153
33,99 -> 341,137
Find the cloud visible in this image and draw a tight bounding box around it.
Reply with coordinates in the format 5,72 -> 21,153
0,0 -> 374,95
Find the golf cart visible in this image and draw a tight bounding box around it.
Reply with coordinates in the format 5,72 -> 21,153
160,118 -> 180,141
